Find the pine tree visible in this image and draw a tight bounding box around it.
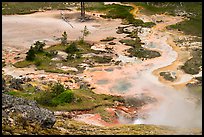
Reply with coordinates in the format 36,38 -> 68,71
80,26 -> 90,42
33,41 -> 45,52
61,31 -> 68,46
26,46 -> 36,61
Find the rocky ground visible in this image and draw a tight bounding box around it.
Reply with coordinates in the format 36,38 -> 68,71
2,93 -> 201,135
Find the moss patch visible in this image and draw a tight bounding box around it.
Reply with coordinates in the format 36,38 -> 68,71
119,39 -> 160,59
181,48 -> 202,75
100,37 -> 116,42
2,2 -> 75,15
46,89 -> 124,111
93,56 -> 112,64
14,40 -> 97,74
13,60 -> 34,68
160,72 -> 177,82
86,2 -> 155,28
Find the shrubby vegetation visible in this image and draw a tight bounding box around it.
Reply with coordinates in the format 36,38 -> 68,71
5,80 -> 125,112
119,39 -> 143,47
26,41 -> 45,61
86,3 -> 155,28
119,39 -> 160,59
2,2 -> 76,15
26,46 -> 36,61
61,31 -> 68,46
35,82 -> 74,107
45,50 -> 58,58
93,56 -> 112,64
65,42 -> 79,54
15,38 -> 95,74
134,2 -> 202,36
100,37 -> 116,42
51,90 -> 74,105
15,28 -> 94,73
128,47 -> 161,59
80,26 -> 90,42
181,48 -> 202,75
195,77 -> 202,82
159,72 -> 177,82
65,42 -> 80,60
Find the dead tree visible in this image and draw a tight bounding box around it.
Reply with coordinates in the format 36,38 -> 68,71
81,2 -> 85,21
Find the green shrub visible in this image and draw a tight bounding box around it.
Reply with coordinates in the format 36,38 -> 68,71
126,30 -> 139,38
87,3 -> 155,28
119,39 -> 142,47
26,41 -> 45,61
35,83 -> 67,106
33,41 -> 45,53
2,2 -> 70,15
116,26 -> 127,34
45,50 -> 58,57
14,60 -> 33,68
66,53 -> 81,60
195,77 -> 202,82
128,47 -> 161,59
80,26 -> 90,42
65,42 -> 79,54
181,58 -> 202,75
94,56 -> 112,63
76,53 -> 82,59
100,37 -> 116,42
6,91 -> 18,95
51,82 -> 65,96
51,90 -> 74,105
35,91 -> 56,106
36,89 -> 74,107
142,22 -> 156,28
61,31 -> 68,46
159,72 -> 177,82
34,58 -> 42,66
128,18 -> 144,26
66,54 -> 73,60
99,4 -> 133,20
26,46 -> 36,61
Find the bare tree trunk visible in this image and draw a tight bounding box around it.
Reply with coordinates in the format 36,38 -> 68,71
81,2 -> 85,21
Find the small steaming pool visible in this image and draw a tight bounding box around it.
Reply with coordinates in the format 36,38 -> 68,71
134,118 -> 146,124
88,67 -> 114,72
96,79 -> 109,85
104,68 -> 114,72
110,80 -> 132,94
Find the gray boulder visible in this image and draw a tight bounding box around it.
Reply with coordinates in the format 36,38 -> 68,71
2,78 -> 6,91
9,78 -> 24,90
2,93 -> 56,128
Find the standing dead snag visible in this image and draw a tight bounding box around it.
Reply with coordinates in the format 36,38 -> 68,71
60,11 -> 74,28
81,2 -> 85,22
